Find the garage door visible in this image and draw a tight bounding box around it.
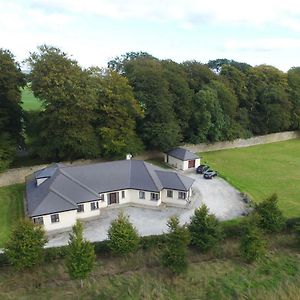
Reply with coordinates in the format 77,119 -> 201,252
188,160 -> 195,168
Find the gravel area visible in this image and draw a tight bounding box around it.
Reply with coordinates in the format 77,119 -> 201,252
46,172 -> 247,248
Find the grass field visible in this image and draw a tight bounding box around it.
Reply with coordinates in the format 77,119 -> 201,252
0,234 -> 299,299
21,86 -> 42,111
201,139 -> 300,218
0,184 -> 25,247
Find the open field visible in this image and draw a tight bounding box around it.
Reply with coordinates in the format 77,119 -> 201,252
0,234 -> 299,299
0,184 -> 25,247
201,139 -> 300,218
21,86 -> 41,111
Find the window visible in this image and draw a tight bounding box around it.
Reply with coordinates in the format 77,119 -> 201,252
151,193 -> 159,201
77,204 -> 84,213
33,217 -> 44,225
178,192 -> 186,199
139,191 -> 145,199
167,190 -> 173,198
99,194 -> 104,201
91,201 -> 99,211
122,191 -> 125,198
51,214 -> 60,223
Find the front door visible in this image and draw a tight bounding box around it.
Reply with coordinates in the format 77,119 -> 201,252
108,192 -> 119,205
188,160 -> 195,168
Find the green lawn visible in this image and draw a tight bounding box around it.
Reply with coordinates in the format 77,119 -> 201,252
0,184 -> 25,247
201,139 -> 300,218
21,86 -> 42,111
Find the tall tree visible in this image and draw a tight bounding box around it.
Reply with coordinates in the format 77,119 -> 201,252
66,221 -> 95,288
0,49 -> 25,170
124,58 -> 181,151
93,69 -> 144,158
27,45 -> 99,160
287,67 -> 300,129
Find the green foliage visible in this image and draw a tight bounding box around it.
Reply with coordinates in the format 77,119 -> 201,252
4,218 -> 47,270
239,221 -> 266,263
254,193 -> 285,233
66,221 -> 95,284
189,204 -> 223,251
0,133 -> 16,172
108,212 -> 140,255
161,216 -> 190,274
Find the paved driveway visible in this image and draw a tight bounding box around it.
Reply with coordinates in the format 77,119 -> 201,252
46,173 -> 247,248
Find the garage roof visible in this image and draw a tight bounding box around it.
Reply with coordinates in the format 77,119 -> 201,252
167,148 -> 199,161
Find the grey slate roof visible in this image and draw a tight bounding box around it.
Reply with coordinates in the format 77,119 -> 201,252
26,160 -> 194,217
166,148 -> 199,161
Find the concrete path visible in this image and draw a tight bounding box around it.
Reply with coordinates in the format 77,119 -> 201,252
46,173 -> 247,248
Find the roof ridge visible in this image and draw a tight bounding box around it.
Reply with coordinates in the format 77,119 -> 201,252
49,186 -> 77,207
143,161 -> 162,191
59,168 -> 99,197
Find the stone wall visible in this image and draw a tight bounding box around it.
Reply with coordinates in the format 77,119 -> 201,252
184,131 -> 300,153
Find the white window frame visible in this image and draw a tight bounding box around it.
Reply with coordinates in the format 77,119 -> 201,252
122,191 -> 125,198
33,217 -> 44,225
50,213 -> 60,223
139,191 -> 145,199
77,204 -> 84,213
178,191 -> 186,200
150,193 -> 159,201
90,201 -> 99,211
167,190 -> 173,198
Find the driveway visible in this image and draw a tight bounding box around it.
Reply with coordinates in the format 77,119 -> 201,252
46,173 -> 247,248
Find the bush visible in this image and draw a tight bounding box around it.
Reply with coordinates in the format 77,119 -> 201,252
189,204 -> 223,251
108,212 -> 140,255
4,218 -> 47,270
240,221 -> 266,263
161,216 -> 190,274
66,221 -> 95,287
254,193 -> 285,233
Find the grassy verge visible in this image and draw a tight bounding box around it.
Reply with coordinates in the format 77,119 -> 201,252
0,234 -> 299,299
146,158 -> 171,169
0,184 -> 25,247
201,139 -> 300,218
21,86 -> 41,111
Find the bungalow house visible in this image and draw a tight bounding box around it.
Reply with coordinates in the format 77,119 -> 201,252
25,160 -> 194,232
164,148 -> 200,171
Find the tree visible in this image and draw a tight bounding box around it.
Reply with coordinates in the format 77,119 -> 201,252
93,69 -> 144,158
107,212 -> 140,255
254,193 -> 285,233
124,58 -> 181,151
188,204 -> 223,252
27,45 -> 99,160
0,49 -> 25,170
287,67 -> 300,130
66,221 -> 95,287
161,216 -> 190,274
4,219 -> 47,270
240,221 -> 266,263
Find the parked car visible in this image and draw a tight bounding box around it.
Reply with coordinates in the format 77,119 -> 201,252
203,170 -> 218,179
196,164 -> 210,174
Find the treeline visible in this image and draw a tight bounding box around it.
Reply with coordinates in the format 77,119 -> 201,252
1,46 -> 300,169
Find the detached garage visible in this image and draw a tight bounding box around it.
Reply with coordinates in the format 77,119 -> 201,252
164,148 -> 201,171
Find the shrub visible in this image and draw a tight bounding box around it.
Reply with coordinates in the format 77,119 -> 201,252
4,218 -> 47,270
240,221 -> 266,263
66,221 -> 95,287
189,204 -> 223,251
254,193 -> 285,233
161,216 -> 190,274
107,212 -> 140,255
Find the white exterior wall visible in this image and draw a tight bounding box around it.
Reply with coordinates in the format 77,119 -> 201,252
76,201 -> 101,220
41,210 -> 77,231
195,158 -> 201,169
161,189 -> 191,205
165,155 -> 185,170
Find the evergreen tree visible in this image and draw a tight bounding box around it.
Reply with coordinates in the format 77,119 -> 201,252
161,216 -> 190,274
188,205 -> 223,251
4,219 -> 47,270
240,221 -> 266,263
108,212 -> 140,255
66,221 -> 95,288
254,193 -> 285,233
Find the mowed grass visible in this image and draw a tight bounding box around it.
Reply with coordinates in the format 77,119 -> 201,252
201,139 -> 300,218
0,184 -> 25,247
0,234 -> 299,299
21,86 -> 42,111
